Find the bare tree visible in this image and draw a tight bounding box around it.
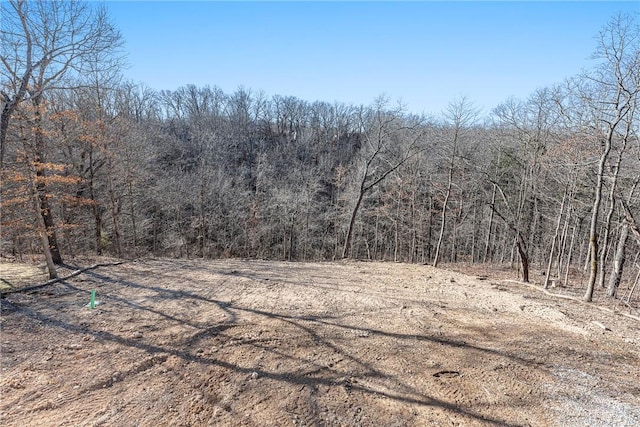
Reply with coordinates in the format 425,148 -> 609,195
341,98 -> 424,259
487,180 -> 532,282
489,88 -> 561,282
433,97 -> 479,267
1,0 -> 123,166
582,13 -> 639,302
1,0 -> 123,273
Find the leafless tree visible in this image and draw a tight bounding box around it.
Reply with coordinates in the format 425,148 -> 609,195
341,98 -> 425,259
433,97 -> 479,267
1,0 -> 123,275
1,0 -> 123,167
582,13 -> 639,302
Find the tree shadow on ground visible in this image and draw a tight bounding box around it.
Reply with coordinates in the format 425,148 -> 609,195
6,265 -> 536,427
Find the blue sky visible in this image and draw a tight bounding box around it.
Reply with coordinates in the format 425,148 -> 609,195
105,1 -> 639,116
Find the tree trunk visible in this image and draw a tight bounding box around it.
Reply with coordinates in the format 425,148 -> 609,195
425,195 -> 433,262
516,240 -> 529,283
584,134 -> 613,301
489,201 -> 530,283
564,216 -> 581,286
199,177 -> 207,257
556,202 -> 572,279
607,223 -> 628,298
107,168 -> 123,257
433,183 -> 450,267
88,153 -> 103,256
410,187 -> 417,263
394,192 -> 400,262
32,94 -> 63,265
342,190 -> 364,259
1,101 -> 11,170
471,199 -> 478,262
433,140 -> 456,267
484,183 -> 497,263
94,203 -> 103,256
129,181 -> 138,252
31,180 -> 57,279
35,172 -> 63,264
545,187 -> 568,289
598,148 -> 626,289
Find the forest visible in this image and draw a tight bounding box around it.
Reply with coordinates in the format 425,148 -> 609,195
1,1 -> 639,304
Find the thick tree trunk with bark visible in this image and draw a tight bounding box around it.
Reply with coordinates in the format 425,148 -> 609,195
584,134 -> 613,302
1,102 -> 12,169
32,94 -> 63,265
31,182 -> 57,279
516,240 -> 529,283
35,174 -> 63,264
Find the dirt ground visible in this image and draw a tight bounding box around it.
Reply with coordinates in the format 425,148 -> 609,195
1,258 -> 639,426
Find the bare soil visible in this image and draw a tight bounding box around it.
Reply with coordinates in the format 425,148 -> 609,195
1,258 -> 639,426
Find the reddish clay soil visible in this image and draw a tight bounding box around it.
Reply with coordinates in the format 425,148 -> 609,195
1,258 -> 639,426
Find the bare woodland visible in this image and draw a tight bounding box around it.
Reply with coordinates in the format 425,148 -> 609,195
2,3 -> 640,426
1,1 -> 640,305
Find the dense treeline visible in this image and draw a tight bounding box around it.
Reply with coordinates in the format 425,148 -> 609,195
1,1 -> 639,302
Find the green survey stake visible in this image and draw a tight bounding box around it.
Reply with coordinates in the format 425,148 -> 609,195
90,290 -> 96,309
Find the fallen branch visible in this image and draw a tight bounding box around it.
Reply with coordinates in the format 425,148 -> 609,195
501,279 -> 640,322
0,261 -> 126,296
591,320 -> 610,331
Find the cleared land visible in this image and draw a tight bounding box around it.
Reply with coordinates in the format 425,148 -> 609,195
1,258 -> 639,426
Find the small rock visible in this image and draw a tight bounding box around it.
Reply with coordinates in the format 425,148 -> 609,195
132,331 -> 143,339
66,343 -> 83,350
250,371 -> 259,379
